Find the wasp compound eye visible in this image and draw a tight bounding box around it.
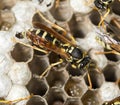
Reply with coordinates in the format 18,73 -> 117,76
15,32 -> 25,39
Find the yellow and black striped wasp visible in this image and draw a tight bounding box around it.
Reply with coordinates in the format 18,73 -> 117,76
94,0 -> 114,26
15,20 -> 91,78
94,0 -> 113,10
95,26 -> 120,55
13,11 -> 95,89
102,96 -> 120,105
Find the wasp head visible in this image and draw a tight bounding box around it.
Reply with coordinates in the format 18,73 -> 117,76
15,32 -> 26,39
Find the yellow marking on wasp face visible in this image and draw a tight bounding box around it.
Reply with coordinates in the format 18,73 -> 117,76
21,32 -> 26,37
42,31 -> 47,39
101,0 -> 109,4
104,102 -> 108,105
36,29 -> 41,35
53,38 -> 57,45
29,28 -> 34,31
71,64 -> 77,69
68,47 -> 74,53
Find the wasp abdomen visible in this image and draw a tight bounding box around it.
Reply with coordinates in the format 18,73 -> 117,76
29,29 -> 62,47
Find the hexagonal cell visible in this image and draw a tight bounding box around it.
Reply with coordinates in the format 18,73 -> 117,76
100,82 -> 120,102
103,63 -> 120,82
0,10 -> 15,30
28,54 -> 49,75
64,97 -> 83,105
48,52 -> 67,70
84,69 -> 105,89
50,0 -> 73,22
66,64 -> 85,76
112,0 -> 120,16
81,89 -> 103,105
26,95 -> 48,105
32,0 -> 54,12
46,67 -> 69,87
0,0 -> 17,9
27,77 -> 49,96
104,51 -> 120,62
48,52 -> 61,64
68,14 -> 86,38
5,85 -> 30,105
8,62 -> 31,85
45,87 -> 67,105
32,12 -> 47,25
32,11 -> 55,27
89,49 -> 108,69
11,43 -> 33,62
89,10 -> 100,26
0,74 -> 12,98
64,76 -> 88,97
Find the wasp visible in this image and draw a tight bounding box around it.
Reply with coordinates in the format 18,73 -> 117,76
13,11 -> 95,89
16,22 -> 91,76
94,0 -> 114,26
94,0 -> 113,10
95,28 -> 120,55
102,96 -> 120,105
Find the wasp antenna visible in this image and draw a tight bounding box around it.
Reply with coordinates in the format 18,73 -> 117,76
11,37 -> 48,54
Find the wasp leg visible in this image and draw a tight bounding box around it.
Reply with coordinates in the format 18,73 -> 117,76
98,8 -> 110,27
87,72 -> 92,89
11,37 -> 48,54
34,59 -> 63,79
0,94 -> 33,105
95,50 -> 120,55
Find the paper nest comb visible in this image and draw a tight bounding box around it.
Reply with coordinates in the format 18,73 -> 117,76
0,0 -> 120,105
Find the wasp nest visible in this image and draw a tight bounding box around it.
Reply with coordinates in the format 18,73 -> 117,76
0,0 -> 120,105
